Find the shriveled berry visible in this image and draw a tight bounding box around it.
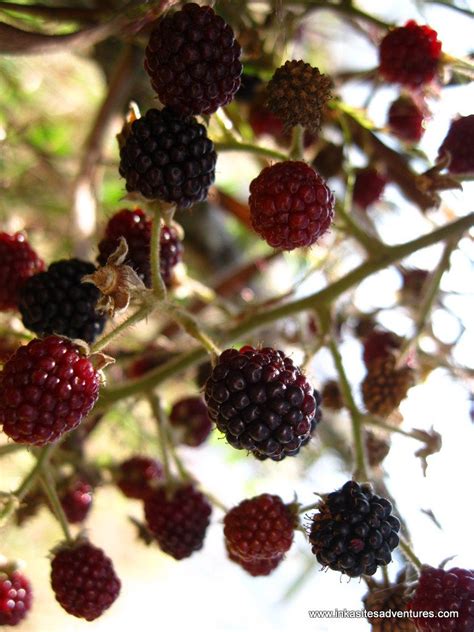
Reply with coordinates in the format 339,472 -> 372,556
362,355 -> 414,418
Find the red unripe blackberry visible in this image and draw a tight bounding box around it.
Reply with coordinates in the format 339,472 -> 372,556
205,346 -> 318,461
438,115 -> 474,174
50,541 -> 121,621
119,108 -> 217,208
353,168 -> 387,210
224,494 -> 295,562
116,456 -> 163,500
249,161 -> 335,250
0,336 -> 100,446
0,563 -> 33,626
309,480 -> 400,578
379,21 -> 442,88
169,396 -> 212,447
97,209 -> 182,288
363,330 -> 402,368
18,258 -> 106,344
226,543 -> 284,577
388,96 -> 426,143
0,232 -> 44,312
59,479 -> 93,524
407,566 -> 474,631
145,3 -> 242,116
144,484 -> 212,560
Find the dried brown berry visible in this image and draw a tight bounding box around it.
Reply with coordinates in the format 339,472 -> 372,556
362,356 -> 414,418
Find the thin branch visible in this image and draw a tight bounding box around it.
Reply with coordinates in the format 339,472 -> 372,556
0,2 -> 105,21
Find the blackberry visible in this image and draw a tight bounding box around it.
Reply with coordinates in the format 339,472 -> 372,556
265,60 -> 332,133
362,355 -> 414,418
312,143 -> 344,179
18,258 -> 106,344
97,209 -> 182,289
144,3 -> 242,116
321,380 -> 344,411
379,21 -> 442,87
224,494 -> 295,562
119,108 -> 217,208
388,96 -> 426,143
309,480 -> 400,577
0,232 -> 44,312
353,168 -> 387,210
144,484 -> 212,560
50,540 -> 121,621
363,330 -> 402,368
226,543 -> 284,577
249,161 -> 335,251
0,562 -> 33,626
0,336 -> 100,446
205,346 -> 318,461
169,396 -> 212,447
408,566 -> 474,631
59,479 -> 93,524
116,456 -> 163,500
438,115 -> 474,174
365,430 -> 391,468
363,571 -> 415,632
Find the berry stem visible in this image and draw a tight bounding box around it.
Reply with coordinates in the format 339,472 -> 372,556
98,212 -> 474,406
363,416 -> 430,442
39,470 -> 73,544
298,501 -> 320,514
214,141 -> 287,162
289,124 -> 305,160
150,207 -> 167,301
90,303 -> 154,354
147,393 -> 172,482
396,237 -> 457,368
13,444 -> 56,503
399,537 -> 423,571
165,303 -> 221,360
324,314 -> 369,481
164,426 -> 190,481
0,443 -> 26,458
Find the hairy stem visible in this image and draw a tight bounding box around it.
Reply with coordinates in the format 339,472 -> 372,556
90,303 -> 154,354
150,208 -> 167,300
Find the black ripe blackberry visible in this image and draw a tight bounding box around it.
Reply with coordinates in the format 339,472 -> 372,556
204,346 -> 318,461
119,108 -> 217,208
19,259 -> 106,344
144,3 -> 242,116
309,481 -> 400,578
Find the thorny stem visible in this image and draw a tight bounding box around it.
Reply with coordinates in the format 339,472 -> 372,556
166,304 -> 221,359
399,537 -> 423,571
90,303 -> 154,354
214,141 -> 287,162
97,212 -> 474,405
39,470 -> 73,544
150,207 -> 167,301
148,393 -> 172,482
325,324 -> 369,482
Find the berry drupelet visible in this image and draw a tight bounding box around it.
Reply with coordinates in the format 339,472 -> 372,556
0,232 -> 44,312
249,161 -> 335,251
309,481 -> 400,578
0,336 -> 100,446
169,396 -> 212,447
205,346 -> 319,461
353,168 -> 387,210
50,541 -> 121,621
116,456 -> 163,500
379,21 -> 442,88
144,484 -> 212,560
18,258 -> 106,344
0,562 -> 33,626
408,566 -> 474,631
438,115 -> 474,174
59,479 -> 93,524
224,494 -> 296,562
97,208 -> 182,288
388,96 -> 426,143
119,108 -> 217,208
145,3 -> 242,116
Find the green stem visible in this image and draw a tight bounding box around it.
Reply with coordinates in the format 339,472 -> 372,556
98,212 -> 474,405
14,444 -> 56,502
326,329 -> 368,481
39,471 -> 73,544
150,208 -> 167,300
148,393 -> 172,482
214,141 -> 287,162
399,537 -> 423,570
289,125 -> 304,160
278,0 -> 391,29
0,443 -> 26,458
166,304 -> 221,358
165,427 -> 189,481
336,201 -> 386,255
90,303 -> 153,353
299,501 -> 319,514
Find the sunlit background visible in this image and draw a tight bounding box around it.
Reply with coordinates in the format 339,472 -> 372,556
1,0 -> 473,630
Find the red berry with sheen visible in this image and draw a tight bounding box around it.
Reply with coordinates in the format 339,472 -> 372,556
0,232 -> 44,312
379,21 -> 442,87
0,336 -> 100,446
60,479 -> 93,524
226,542 -> 284,577
438,115 -> 474,174
249,161 -> 334,250
116,456 -> 163,500
0,563 -> 33,626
